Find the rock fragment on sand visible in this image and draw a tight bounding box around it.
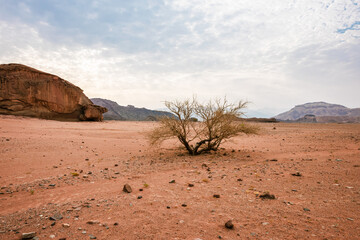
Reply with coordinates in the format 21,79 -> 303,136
213,194 -> 220,198
291,172 -> 302,177
62,223 -> 70,228
87,220 -> 100,225
259,192 -> 275,199
89,234 -> 97,239
21,232 -> 36,239
49,212 -> 63,221
225,220 -> 234,229
123,184 -> 132,193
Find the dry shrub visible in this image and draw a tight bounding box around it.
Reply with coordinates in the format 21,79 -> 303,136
148,97 -> 258,155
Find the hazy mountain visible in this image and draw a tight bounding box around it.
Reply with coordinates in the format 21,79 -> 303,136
91,98 -> 174,121
274,102 -> 360,122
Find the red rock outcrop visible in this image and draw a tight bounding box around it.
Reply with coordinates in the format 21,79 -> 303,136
0,63 -> 107,121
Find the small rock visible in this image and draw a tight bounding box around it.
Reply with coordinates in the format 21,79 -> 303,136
169,180 -> 176,183
48,184 -> 56,187
213,194 -> 220,198
87,220 -> 100,225
291,172 -> 302,177
188,183 -> 194,187
82,231 -> 86,234
262,222 -> 269,225
181,203 -> 187,207
303,208 -> 310,212
49,213 -> 63,221
62,223 -> 70,228
49,235 -> 55,239
50,222 -> 56,226
225,220 -> 234,229
347,218 -> 354,221
89,234 -> 97,239
59,238 -> 66,240
166,206 -> 171,209
114,222 -> 119,226
237,178 -> 243,182
270,159 -> 278,162
137,196 -> 142,199
259,192 -> 275,199
139,188 -> 143,191
123,184 -> 132,193
21,232 -> 36,239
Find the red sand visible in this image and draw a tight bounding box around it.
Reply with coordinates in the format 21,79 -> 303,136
0,115 -> 359,239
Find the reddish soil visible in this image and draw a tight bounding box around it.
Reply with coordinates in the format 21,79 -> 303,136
0,115 -> 359,240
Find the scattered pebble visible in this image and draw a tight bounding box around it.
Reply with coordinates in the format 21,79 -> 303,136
21,232 -> 36,239
123,184 -> 132,193
225,220 -> 234,229
89,234 -> 97,239
303,208 -> 310,212
259,192 -> 275,199
213,194 -> 220,198
62,223 -> 70,228
169,180 -> 176,183
87,220 -> 100,225
49,213 -> 63,221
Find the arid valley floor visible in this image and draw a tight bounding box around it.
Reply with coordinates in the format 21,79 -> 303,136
0,115 -> 359,240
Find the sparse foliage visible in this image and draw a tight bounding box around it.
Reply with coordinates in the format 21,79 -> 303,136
148,97 -> 258,155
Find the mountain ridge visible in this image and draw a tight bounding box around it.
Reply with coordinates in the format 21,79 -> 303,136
91,98 -> 174,121
274,102 -> 360,122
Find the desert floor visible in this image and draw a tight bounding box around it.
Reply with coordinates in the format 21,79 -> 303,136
0,115 -> 359,240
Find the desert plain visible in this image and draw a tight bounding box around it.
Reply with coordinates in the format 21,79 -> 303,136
0,115 -> 359,240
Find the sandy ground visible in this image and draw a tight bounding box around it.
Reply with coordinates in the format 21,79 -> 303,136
0,115 -> 359,240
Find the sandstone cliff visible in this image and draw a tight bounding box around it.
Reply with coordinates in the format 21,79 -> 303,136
0,63 -> 107,121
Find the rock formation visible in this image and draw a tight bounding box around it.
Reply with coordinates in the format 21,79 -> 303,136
91,98 -> 174,121
0,63 -> 107,121
274,102 -> 360,121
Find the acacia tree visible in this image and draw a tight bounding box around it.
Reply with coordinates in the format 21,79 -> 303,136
148,97 -> 258,155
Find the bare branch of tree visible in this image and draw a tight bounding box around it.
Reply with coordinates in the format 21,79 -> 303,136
148,97 -> 258,155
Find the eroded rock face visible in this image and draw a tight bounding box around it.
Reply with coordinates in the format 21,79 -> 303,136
0,63 -> 107,121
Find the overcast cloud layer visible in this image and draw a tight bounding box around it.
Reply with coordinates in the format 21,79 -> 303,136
0,0 -> 359,117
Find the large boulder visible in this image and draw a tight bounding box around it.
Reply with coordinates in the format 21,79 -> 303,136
0,63 -> 107,121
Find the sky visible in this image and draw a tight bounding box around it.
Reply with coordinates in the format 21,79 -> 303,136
0,0 -> 359,117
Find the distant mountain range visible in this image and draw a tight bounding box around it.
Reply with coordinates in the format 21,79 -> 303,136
274,102 -> 360,123
91,98 -> 174,121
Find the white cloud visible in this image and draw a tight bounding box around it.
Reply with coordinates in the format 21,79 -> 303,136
0,0 -> 359,116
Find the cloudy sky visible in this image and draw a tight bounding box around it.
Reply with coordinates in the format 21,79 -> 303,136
0,0 -> 359,117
